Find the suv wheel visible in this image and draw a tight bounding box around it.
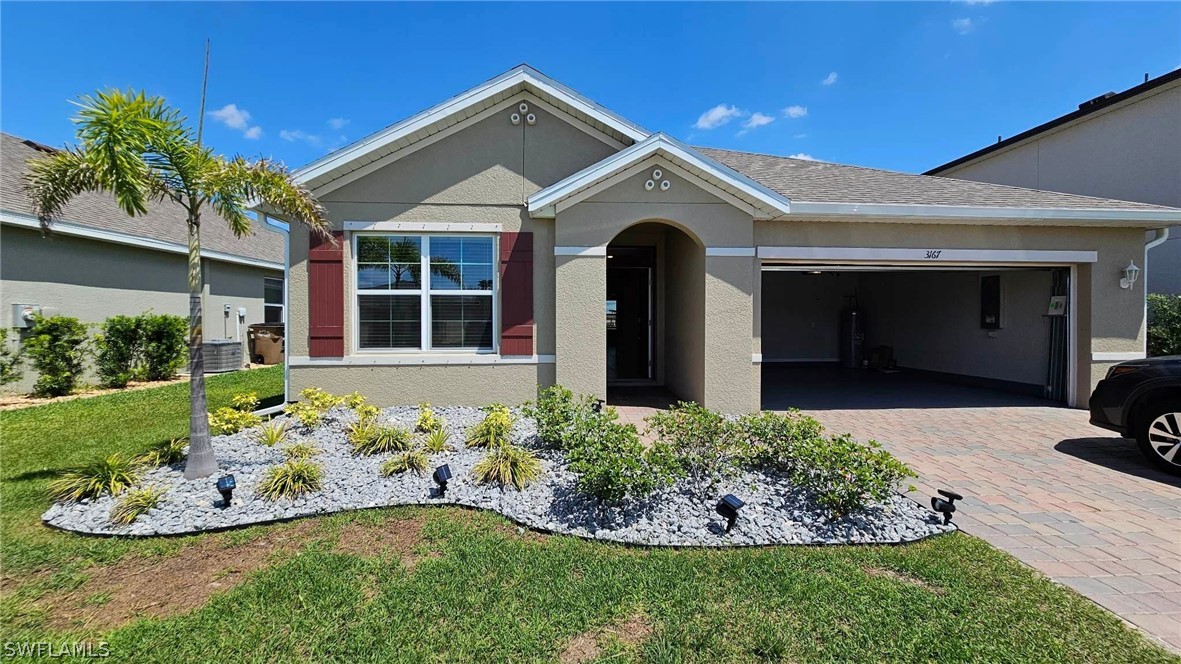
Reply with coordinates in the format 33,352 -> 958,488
1136,401 -> 1181,476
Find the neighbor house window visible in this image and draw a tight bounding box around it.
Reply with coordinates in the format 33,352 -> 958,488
355,234 -> 495,351
264,277 -> 284,324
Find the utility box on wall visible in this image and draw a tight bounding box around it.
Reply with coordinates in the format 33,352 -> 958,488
10,304 -> 41,328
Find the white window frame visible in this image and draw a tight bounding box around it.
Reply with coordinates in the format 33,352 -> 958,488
263,276 -> 285,324
351,232 -> 499,355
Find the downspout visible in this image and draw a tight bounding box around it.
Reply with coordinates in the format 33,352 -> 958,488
1146,227 -> 1170,251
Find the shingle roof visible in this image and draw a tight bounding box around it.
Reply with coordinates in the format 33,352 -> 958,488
0,132 -> 284,264
696,146 -> 1174,212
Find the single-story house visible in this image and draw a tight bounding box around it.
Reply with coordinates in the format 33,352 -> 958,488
1,132 -> 286,393
258,66 -> 1181,413
926,69 -> 1181,295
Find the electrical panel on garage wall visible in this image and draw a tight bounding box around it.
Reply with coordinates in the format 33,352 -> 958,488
980,275 -> 1002,330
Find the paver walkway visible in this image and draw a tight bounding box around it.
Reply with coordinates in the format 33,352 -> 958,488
609,390 -> 1181,652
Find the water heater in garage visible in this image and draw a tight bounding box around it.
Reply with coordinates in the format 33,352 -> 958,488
839,306 -> 866,369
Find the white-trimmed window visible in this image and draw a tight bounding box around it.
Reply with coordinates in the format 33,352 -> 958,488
354,234 -> 496,351
264,277 -> 284,324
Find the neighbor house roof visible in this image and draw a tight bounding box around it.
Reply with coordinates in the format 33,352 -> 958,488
925,69 -> 1181,175
0,132 -> 284,268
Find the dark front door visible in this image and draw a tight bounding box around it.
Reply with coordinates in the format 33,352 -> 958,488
606,247 -> 654,382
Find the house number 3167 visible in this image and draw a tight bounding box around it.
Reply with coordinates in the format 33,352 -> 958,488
925,250 -> 943,259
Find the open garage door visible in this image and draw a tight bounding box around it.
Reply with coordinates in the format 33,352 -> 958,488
759,263 -> 1073,410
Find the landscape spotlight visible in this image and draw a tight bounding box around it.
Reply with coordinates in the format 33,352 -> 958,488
930,489 -> 963,525
592,399 -> 605,414
216,474 -> 236,508
715,494 -> 745,533
433,464 -> 452,497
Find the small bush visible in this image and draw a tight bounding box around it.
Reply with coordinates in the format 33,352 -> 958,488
567,414 -> 681,504
738,409 -> 826,471
209,406 -> 262,435
300,387 -> 342,411
23,315 -> 89,397
232,391 -> 260,412
1148,294 -> 1181,357
49,454 -> 141,502
525,384 -> 579,449
94,315 -> 140,388
473,444 -> 542,490
255,420 -> 291,447
353,425 -> 413,455
788,434 -> 917,516
282,442 -> 319,460
284,402 -> 322,429
467,404 -> 514,448
0,329 -> 24,387
646,402 -> 744,493
341,391 -> 368,410
258,459 -> 323,500
415,402 -> 444,433
138,314 -> 186,381
110,486 -> 165,525
133,437 -> 188,467
381,450 -> 429,476
347,416 -> 380,447
354,404 -> 380,422
422,428 -> 450,453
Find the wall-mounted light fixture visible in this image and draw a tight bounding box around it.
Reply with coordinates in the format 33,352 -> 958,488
1119,261 -> 1140,290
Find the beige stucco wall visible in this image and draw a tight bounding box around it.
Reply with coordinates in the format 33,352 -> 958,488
290,362 -> 551,407
704,255 -> 755,413
554,254 -> 606,398
1,225 -> 279,393
935,80 -> 1181,294
664,228 -> 705,404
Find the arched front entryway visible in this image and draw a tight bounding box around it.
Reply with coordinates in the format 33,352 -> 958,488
605,221 -> 705,404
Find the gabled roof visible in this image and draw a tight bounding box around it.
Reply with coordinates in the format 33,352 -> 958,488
926,69 -> 1181,175
528,134 -> 792,219
0,132 -> 284,266
294,65 -> 651,192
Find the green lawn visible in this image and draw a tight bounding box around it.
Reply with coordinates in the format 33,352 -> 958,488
0,368 -> 1175,663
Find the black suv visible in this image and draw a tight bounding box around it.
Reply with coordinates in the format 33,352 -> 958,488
1089,356 -> 1181,476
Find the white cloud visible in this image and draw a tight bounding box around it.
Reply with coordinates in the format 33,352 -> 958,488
788,153 -> 817,161
793,133 -> 808,139
742,112 -> 775,130
279,129 -> 322,146
958,0 -> 994,5
952,18 -> 975,34
821,72 -> 838,86
694,104 -> 743,130
328,117 -> 350,130
783,105 -> 808,119
209,103 -> 262,139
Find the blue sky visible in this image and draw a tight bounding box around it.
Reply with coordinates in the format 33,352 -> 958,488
2,2 -> 1178,174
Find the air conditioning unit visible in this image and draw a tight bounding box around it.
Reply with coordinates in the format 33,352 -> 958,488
200,340 -> 243,373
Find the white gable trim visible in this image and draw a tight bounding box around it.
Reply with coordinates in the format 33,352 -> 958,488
552,156 -> 759,217
529,134 -> 792,219
294,65 -> 648,189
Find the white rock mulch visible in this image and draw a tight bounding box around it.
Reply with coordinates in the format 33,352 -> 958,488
42,406 -> 955,546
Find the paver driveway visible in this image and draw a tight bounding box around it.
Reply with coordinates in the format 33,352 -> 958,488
807,405 -> 1181,652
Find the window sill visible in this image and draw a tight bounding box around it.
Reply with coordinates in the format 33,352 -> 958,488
289,354 -> 555,367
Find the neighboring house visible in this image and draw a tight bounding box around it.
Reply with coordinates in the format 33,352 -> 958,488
1,132 -> 286,393
256,66 -> 1181,413
927,69 -> 1181,295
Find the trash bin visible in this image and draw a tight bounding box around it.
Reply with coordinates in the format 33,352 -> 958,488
247,323 -> 285,365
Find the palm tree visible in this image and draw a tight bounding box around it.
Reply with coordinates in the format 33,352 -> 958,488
25,89 -> 330,479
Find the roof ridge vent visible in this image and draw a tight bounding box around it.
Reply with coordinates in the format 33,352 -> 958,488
1078,91 -> 1116,111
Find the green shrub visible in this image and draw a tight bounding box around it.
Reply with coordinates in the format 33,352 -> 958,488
258,459 -> 323,500
340,391 -> 368,410
566,410 -> 681,504
0,328 -> 24,387
738,409 -> 826,470
232,391 -> 260,412
646,402 -> 744,493
137,314 -> 187,380
422,428 -> 450,453
94,315 -> 140,388
208,406 -> 262,435
1148,294 -> 1181,357
110,486 -> 165,525
473,444 -> 541,490
255,420 -> 290,447
23,315 -> 89,397
282,442 -> 319,460
133,437 -> 187,466
787,434 -> 917,516
49,454 -> 141,502
300,387 -> 342,411
415,402 -> 444,433
284,401 -> 322,429
353,425 -> 413,455
354,404 -> 379,422
467,404 -> 514,448
525,384 -> 580,449
381,450 -> 429,476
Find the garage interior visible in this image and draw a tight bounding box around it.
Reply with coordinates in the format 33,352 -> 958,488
760,266 -> 1071,410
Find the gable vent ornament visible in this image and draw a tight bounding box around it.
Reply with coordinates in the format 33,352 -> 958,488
645,168 -> 670,192
511,102 -> 536,126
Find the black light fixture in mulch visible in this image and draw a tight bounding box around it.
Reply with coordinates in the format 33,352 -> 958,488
715,494 -> 745,533
433,464 -> 453,497
215,474 -> 236,508
931,489 -> 963,525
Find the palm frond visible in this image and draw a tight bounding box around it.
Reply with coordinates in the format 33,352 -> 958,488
220,157 -> 330,239
24,148 -> 104,230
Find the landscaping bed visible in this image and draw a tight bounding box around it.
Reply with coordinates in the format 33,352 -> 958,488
43,394 -> 952,545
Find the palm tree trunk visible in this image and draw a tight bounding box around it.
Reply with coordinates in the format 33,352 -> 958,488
183,213 -> 217,479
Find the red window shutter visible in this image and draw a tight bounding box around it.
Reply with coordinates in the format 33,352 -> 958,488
308,230 -> 345,358
499,231 -> 534,356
